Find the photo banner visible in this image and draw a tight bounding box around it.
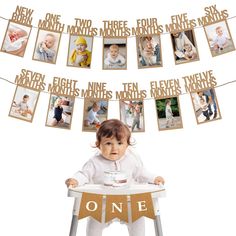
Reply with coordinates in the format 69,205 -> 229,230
2,68 -> 223,131
0,4 -> 235,67
77,192 -> 156,223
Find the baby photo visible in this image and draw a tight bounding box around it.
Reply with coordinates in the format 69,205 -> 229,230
170,29 -> 199,65
103,37 -> 127,70
82,99 -> 108,132
136,34 -> 162,69
45,95 -> 74,129
155,97 -> 183,131
191,88 -> 221,124
33,29 -> 60,64
9,86 -> 39,122
119,100 -> 145,132
67,35 -> 93,68
1,22 -> 31,57
204,21 -> 235,57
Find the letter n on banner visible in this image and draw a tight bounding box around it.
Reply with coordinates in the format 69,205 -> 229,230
130,193 -> 155,222
78,193 -> 103,222
105,195 -> 128,223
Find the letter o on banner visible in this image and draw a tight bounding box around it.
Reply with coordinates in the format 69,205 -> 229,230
78,193 -> 103,222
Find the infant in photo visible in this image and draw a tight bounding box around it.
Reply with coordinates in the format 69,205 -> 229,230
104,44 -> 126,69
211,26 -> 229,51
2,25 -> 28,55
139,36 -> 156,66
69,36 -> 91,67
36,33 -> 56,62
13,94 -> 33,117
84,102 -> 101,127
183,43 -> 197,60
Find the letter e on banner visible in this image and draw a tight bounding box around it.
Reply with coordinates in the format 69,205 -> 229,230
78,193 -> 103,222
105,195 -> 128,223
130,193 -> 155,222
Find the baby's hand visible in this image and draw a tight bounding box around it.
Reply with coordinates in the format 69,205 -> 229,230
41,42 -> 47,50
65,178 -> 78,188
154,176 -> 165,185
83,54 -> 88,60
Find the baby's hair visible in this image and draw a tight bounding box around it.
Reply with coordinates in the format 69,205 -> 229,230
92,102 -> 99,108
96,119 -> 131,147
165,99 -> 171,105
216,26 -> 223,31
23,94 -> 29,99
46,33 -> 56,42
145,36 -> 153,41
54,97 -> 62,107
109,44 -> 119,51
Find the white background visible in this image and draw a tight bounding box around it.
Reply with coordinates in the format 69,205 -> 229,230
0,1 -> 236,236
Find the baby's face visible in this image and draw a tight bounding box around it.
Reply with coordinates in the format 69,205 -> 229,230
23,97 -> 29,103
76,43 -> 87,52
198,91 -> 203,97
135,104 -> 140,111
146,40 -> 153,48
216,27 -> 223,36
44,35 -> 55,48
184,44 -> 191,52
57,98 -> 63,106
110,48 -> 119,59
173,32 -> 180,38
93,105 -> 100,112
98,136 -> 128,161
10,30 -> 24,41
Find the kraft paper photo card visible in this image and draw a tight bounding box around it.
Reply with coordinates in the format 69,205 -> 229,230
170,29 -> 199,65
33,29 -> 61,64
67,35 -> 93,68
45,94 -> 74,129
136,34 -> 162,69
119,100 -> 145,132
155,96 -> 183,130
191,88 -> 221,124
9,86 -> 39,122
82,99 -> 108,132
103,37 -> 127,70
1,21 -> 31,57
204,20 -> 235,57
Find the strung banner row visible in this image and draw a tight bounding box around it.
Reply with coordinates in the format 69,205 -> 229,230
5,68 -> 221,132
0,5 -> 235,68
78,192 -> 156,223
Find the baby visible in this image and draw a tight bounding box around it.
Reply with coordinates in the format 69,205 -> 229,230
212,26 -> 228,51
84,102 -> 101,127
51,97 -> 69,126
183,43 -> 197,60
2,26 -> 28,54
140,36 -> 155,66
165,99 -> 175,128
104,44 -> 126,69
65,119 -> 165,236
36,33 -> 56,63
8,28 -> 27,42
131,103 -> 142,131
69,36 -> 91,67
13,94 -> 32,117
199,98 -> 210,121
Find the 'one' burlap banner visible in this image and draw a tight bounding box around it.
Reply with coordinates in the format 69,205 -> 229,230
78,192 -> 155,223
